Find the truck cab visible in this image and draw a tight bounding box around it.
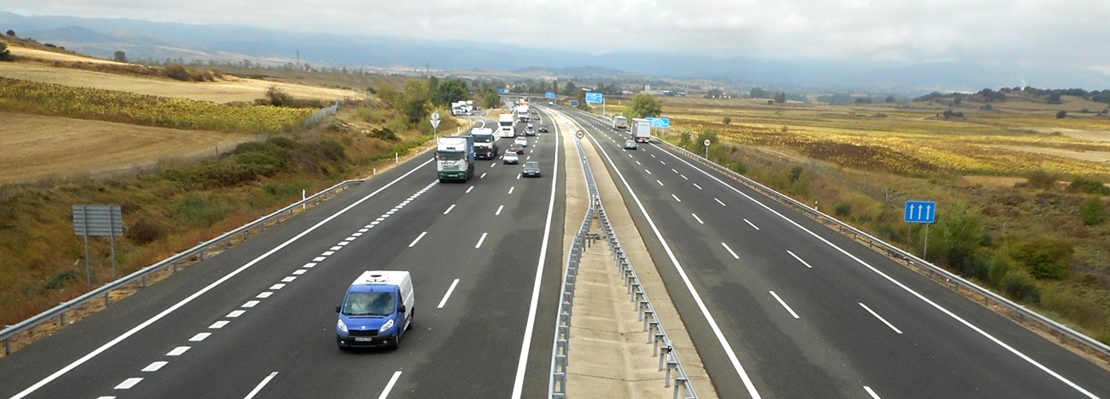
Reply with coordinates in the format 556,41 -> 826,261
336,271 -> 415,350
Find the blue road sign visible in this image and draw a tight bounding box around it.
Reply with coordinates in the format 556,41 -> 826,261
650,117 -> 671,128
585,92 -> 604,104
545,91 -> 556,99
905,201 -> 937,223
498,88 -> 508,94
570,100 -> 579,107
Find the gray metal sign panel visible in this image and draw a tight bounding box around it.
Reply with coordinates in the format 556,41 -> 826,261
73,204 -> 123,237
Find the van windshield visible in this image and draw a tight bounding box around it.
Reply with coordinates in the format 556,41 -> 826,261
343,291 -> 395,316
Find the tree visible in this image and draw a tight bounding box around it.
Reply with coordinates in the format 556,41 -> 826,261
706,88 -> 723,98
750,87 -> 768,99
562,81 -> 577,96
5,30 -> 14,37
0,42 -> 11,62
481,88 -> 499,109
627,93 -> 663,118
1056,110 -> 1067,119
886,96 -> 897,103
773,91 -> 786,104
931,202 -> 987,278
113,50 -> 127,63
430,78 -> 468,107
552,80 -> 559,96
400,79 -> 430,124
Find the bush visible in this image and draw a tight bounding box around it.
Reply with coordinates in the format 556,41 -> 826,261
1000,272 -> 1041,303
1011,239 -> 1072,280
0,42 -> 12,62
1025,170 -> 1060,190
834,203 -> 852,217
722,116 -> 732,125
1056,110 -> 1067,119
127,216 -> 168,245
1067,178 -> 1110,195
1080,196 -> 1106,226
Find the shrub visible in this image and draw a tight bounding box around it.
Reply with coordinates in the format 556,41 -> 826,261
1000,272 -> 1041,303
1011,239 -> 1072,280
1080,196 -> 1106,226
834,203 -> 852,217
1067,178 -> 1110,195
127,216 -> 168,245
1056,110 -> 1067,119
172,194 -> 230,227
1025,170 -> 1060,190
722,116 -> 732,125
0,42 -> 12,62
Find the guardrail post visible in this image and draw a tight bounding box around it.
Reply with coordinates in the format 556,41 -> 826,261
665,357 -> 677,387
644,312 -> 655,332
674,377 -> 688,399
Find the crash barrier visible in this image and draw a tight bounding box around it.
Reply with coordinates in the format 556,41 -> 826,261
551,132 -> 697,399
1,179 -> 363,355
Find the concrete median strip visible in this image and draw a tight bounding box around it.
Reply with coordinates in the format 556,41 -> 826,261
555,110 -> 718,399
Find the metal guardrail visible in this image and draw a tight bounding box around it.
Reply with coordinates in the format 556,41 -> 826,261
303,100 -> 342,127
647,134 -> 1110,361
550,131 -> 697,399
1,179 -> 363,355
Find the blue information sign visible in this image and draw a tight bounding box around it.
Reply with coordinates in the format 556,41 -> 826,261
498,88 -> 508,94
570,100 -> 579,107
904,201 -> 937,223
585,92 -> 604,104
650,117 -> 671,128
545,92 -> 556,99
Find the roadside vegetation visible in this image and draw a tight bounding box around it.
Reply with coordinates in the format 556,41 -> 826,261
0,64 -> 466,333
614,94 -> 1110,344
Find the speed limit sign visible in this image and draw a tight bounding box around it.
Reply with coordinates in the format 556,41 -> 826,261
576,130 -> 585,139
703,139 -> 712,147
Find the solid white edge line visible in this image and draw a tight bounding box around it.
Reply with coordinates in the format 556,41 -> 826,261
511,107 -> 560,399
583,128 -> 763,399
243,372 -> 278,399
864,385 -> 881,399
769,291 -> 800,319
377,370 -> 403,399
721,242 -> 740,259
475,232 -> 488,248
859,303 -> 904,335
786,250 -> 814,269
8,158 -> 436,399
443,204 -> 456,215
408,231 -> 428,248
744,219 -> 760,230
657,143 -> 1100,398
438,279 -> 461,309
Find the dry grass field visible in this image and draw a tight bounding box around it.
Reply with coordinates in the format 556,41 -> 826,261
0,112 -> 255,184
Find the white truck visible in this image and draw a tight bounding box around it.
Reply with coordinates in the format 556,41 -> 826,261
471,127 -> 498,160
631,118 -> 652,143
612,115 -> 628,131
436,135 -> 475,182
498,113 -> 516,139
516,104 -> 530,123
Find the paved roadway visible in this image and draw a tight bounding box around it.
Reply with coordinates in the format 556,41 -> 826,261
558,108 -> 1110,399
0,114 -> 566,399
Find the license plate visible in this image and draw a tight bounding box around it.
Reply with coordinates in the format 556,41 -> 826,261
354,336 -> 375,342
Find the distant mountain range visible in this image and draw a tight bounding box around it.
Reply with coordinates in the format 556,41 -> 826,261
3,11 -> 1109,95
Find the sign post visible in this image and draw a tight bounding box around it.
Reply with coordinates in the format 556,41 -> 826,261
431,111 -> 441,139
73,204 -> 124,286
703,139 -> 711,159
904,200 -> 937,259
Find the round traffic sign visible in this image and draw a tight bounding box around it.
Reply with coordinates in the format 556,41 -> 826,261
576,130 -> 585,139
703,139 -> 712,147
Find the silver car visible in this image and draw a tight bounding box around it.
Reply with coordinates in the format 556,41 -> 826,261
503,151 -> 520,164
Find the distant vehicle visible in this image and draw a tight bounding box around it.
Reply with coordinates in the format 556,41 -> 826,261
548,101 -> 553,105
612,115 -> 628,131
514,136 -> 528,147
498,113 -> 515,139
538,124 -> 549,133
336,271 -> 414,350
509,143 -> 525,154
522,161 -> 542,177
503,151 -> 519,164
631,118 -> 652,143
471,128 -> 498,160
623,139 -> 638,150
525,127 -> 536,136
437,136 -> 475,182
531,110 -> 538,115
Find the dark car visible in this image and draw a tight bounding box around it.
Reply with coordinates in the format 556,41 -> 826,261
509,143 -> 526,154
538,124 -> 549,133
522,161 -> 542,177
623,139 -> 638,150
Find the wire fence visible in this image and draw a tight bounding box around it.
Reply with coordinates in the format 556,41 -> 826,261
304,100 -> 342,127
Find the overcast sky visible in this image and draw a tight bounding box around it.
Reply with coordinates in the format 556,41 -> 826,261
6,0 -> 1110,73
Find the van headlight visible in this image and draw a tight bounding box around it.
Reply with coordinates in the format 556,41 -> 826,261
337,319 -> 348,334
381,318 -> 395,332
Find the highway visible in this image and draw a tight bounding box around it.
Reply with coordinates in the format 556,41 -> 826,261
559,108 -> 1110,398
0,113 -> 566,399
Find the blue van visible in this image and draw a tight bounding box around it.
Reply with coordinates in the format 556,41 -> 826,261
336,271 -> 414,350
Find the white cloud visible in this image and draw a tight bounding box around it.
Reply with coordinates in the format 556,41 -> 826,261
5,0 -> 1109,69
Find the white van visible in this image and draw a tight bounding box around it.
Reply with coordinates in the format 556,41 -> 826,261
335,271 -> 414,350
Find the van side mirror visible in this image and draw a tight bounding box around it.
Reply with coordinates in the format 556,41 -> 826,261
398,305 -> 407,313
335,305 -> 341,313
